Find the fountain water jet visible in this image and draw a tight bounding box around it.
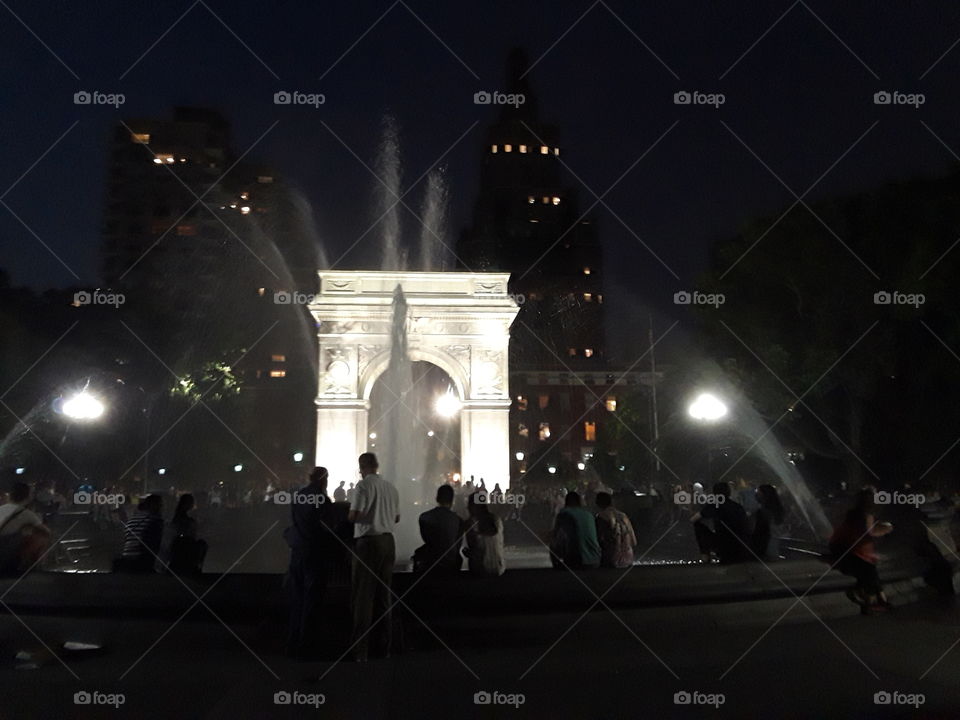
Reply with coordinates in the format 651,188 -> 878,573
376,115 -> 403,271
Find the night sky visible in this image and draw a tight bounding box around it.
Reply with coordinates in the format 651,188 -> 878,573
3,1 -> 960,360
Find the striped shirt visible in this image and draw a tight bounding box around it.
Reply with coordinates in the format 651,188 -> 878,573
121,511 -> 163,559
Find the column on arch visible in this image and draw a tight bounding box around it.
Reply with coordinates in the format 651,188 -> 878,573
460,399 -> 512,491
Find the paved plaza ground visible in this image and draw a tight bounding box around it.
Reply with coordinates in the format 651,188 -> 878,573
4,584 -> 960,718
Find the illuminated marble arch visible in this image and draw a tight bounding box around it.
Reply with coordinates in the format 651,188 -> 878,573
309,271 -> 520,489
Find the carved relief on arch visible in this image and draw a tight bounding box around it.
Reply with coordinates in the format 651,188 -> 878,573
357,344 -> 382,379
472,348 -> 504,397
443,344 -> 471,375
320,347 -> 354,396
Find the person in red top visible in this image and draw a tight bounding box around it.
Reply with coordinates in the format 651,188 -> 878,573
829,487 -> 893,615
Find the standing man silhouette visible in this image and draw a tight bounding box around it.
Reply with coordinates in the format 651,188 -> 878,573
348,453 -> 399,661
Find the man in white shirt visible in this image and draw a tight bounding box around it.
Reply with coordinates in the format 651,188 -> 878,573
347,452 -> 399,661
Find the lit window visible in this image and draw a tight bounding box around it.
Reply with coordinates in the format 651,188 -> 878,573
240,206 -> 251,215
527,196 -> 535,204
257,175 -> 273,183
175,224 -> 197,236
538,394 -> 550,409
269,370 -> 286,378
271,354 -> 286,362
605,396 -> 617,412
568,348 -> 577,357
504,144 -> 512,152
519,144 -> 527,153
491,144 -> 498,153
257,288 -> 265,296
583,267 -> 591,275
539,423 -> 551,441
518,423 -> 529,438
584,293 -> 592,302
552,196 -> 561,205
597,294 -> 603,304
240,192 -> 249,200
554,147 -> 560,156
131,133 -> 150,144
584,422 -> 597,442
540,145 -> 549,154
542,196 -> 549,204
584,348 -> 594,358
516,395 -> 528,411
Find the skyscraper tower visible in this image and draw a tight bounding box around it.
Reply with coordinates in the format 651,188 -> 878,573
459,49 -> 605,370
459,50 -> 610,480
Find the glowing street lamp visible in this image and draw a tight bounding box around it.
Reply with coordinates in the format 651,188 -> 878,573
435,388 -> 462,418
62,391 -> 105,421
688,392 -> 728,422
233,464 -> 243,473
515,452 -> 525,461
292,452 -> 304,463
